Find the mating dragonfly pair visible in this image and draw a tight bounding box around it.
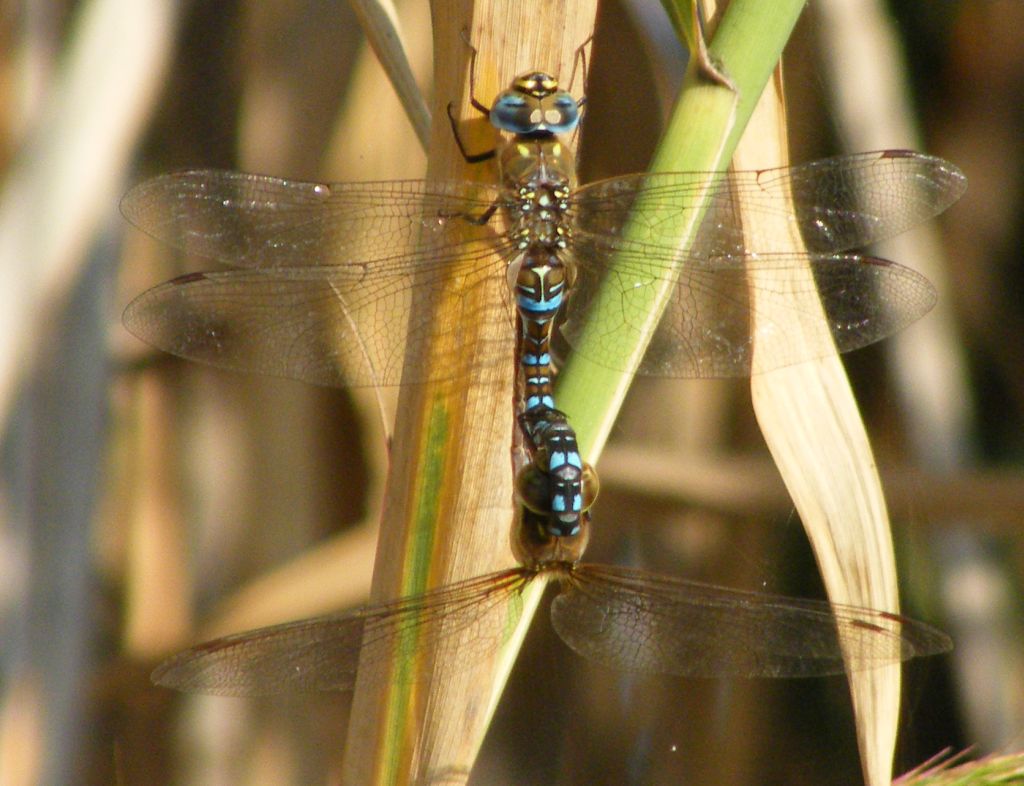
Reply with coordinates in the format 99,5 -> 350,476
126,68 -> 960,698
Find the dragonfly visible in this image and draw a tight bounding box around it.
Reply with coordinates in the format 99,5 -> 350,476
153,425 -> 951,697
120,76 -> 967,401
121,73 -> 964,535
131,73 -> 956,692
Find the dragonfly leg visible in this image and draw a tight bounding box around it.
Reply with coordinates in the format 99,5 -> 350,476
517,410 -> 542,453
461,29 -> 492,117
561,37 -> 590,151
567,35 -> 593,100
446,102 -> 497,164
448,29 -> 497,163
435,198 -> 498,227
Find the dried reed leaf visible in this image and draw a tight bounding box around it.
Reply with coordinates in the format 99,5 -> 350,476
0,0 -> 177,422
350,0 -> 432,150
339,3 -> 598,783
736,71 -> 902,786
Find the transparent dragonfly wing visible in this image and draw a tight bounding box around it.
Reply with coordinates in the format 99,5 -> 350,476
155,560 -> 951,696
121,172 -> 506,270
561,151 -> 966,376
562,248 -> 936,378
122,173 -> 521,387
153,569 -> 531,696
123,254 -> 517,388
550,563 -> 952,679
569,151 -> 966,259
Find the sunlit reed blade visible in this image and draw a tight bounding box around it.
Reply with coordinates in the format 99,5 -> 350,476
348,0 -> 431,151
153,562 -> 951,696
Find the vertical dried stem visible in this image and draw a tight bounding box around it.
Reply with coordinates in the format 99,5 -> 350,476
341,2 -> 598,784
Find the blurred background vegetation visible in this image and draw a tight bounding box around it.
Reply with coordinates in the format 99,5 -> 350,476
1,0 -> 1021,784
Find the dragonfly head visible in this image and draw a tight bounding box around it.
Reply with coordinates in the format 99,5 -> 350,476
490,72 -> 581,136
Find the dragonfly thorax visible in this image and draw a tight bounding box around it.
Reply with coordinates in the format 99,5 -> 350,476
490,72 -> 580,136
500,139 -> 575,250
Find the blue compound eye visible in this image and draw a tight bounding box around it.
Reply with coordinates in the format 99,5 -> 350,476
541,93 -> 580,134
490,92 -> 542,133
490,90 -> 580,134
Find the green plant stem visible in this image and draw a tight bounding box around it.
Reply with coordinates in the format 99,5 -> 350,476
555,0 -> 806,460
